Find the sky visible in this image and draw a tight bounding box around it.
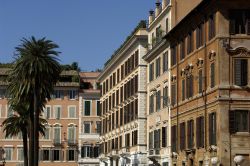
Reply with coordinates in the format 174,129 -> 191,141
0,0 -> 153,71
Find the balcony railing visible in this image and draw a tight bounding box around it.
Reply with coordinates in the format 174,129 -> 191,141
148,149 -> 160,157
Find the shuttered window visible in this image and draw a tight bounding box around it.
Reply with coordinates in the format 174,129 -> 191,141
120,108 -> 123,126
229,10 -> 250,35
180,122 -> 186,150
187,120 -> 194,149
209,112 -> 217,145
171,84 -> 176,106
163,86 -> 168,107
156,90 -> 161,111
196,24 -> 204,49
171,46 -> 177,66
125,133 -> 130,147
163,51 -> 169,72
154,129 -> 161,149
229,110 -> 249,133
187,32 -> 193,54
182,79 -> 185,101
180,40 -> 185,60
149,132 -> 154,149
162,127 -> 167,147
186,75 -> 193,98
156,57 -> 161,77
196,116 -> 204,148
149,62 -> 154,81
210,63 -> 215,88
234,59 -> 248,86
149,94 -> 155,114
171,125 -> 177,152
209,13 -> 216,40
198,70 -> 203,93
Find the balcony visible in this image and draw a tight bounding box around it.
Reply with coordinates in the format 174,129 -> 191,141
119,147 -> 130,158
111,149 -> 119,158
148,149 -> 160,158
79,133 -> 100,140
53,139 -> 63,146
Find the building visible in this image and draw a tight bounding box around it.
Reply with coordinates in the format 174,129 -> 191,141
78,72 -> 101,166
142,0 -> 172,165
165,0 -> 250,165
0,67 -> 101,166
98,21 -> 148,166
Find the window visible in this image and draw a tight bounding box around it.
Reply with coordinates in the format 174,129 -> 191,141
180,40 -> 185,60
52,149 -> 61,161
132,130 -> 138,146
209,14 -> 216,40
156,26 -> 162,43
163,162 -> 169,166
44,127 -> 50,140
209,112 -> 216,145
198,70 -> 203,93
17,148 -> 24,161
149,63 -> 154,81
182,79 -> 185,101
166,18 -> 169,33
94,146 -> 100,158
196,116 -> 204,148
156,57 -> 161,77
135,50 -> 139,67
68,106 -> 76,118
81,146 -> 92,158
230,10 -> 250,35
196,24 -> 204,48
4,147 -> 12,161
67,149 -> 76,161
163,51 -> 169,72
156,90 -> 161,111
234,59 -> 248,86
53,90 -> 63,99
210,63 -> 215,88
149,94 -> 154,114
41,149 -> 50,161
96,100 -> 101,116
149,131 -> 153,150
171,84 -> 176,106
187,120 -> 194,149
69,90 -> 77,99
229,110 -> 249,133
171,46 -> 177,66
154,129 -> 161,149
68,125 -> 76,144
187,32 -> 193,54
44,106 -> 51,119
54,106 -> 61,119
163,86 -> 168,107
162,127 -> 167,147
96,121 -> 101,134
54,126 -> 61,144
186,75 -> 193,98
171,125 -> 177,152
0,89 -> 6,99
84,122 -> 91,133
125,133 -> 130,147
84,101 -> 91,116
180,122 -> 186,150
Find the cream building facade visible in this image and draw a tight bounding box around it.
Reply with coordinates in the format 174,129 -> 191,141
98,21 -> 148,166
143,0 -> 172,166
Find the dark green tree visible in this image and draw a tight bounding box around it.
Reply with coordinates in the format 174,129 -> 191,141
7,36 -> 61,166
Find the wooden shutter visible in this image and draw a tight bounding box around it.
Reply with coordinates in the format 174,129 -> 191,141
199,70 -> 203,93
190,75 -> 193,97
242,59 -> 248,86
196,117 -> 201,148
210,63 -> 215,88
229,111 -> 236,134
182,79 -> 185,101
171,126 -> 177,152
162,127 -> 166,147
180,122 -> 186,150
201,116 -> 204,148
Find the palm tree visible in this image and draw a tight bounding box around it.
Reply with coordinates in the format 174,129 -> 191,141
2,104 -> 47,166
7,36 -> 61,166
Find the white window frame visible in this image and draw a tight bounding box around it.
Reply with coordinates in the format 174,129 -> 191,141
44,126 -> 50,140
4,147 -> 13,161
69,90 -> 77,100
53,105 -> 62,119
53,125 -> 61,143
0,104 -> 2,118
68,105 -> 77,118
44,105 -> 51,119
96,100 -> 101,116
67,125 -> 76,141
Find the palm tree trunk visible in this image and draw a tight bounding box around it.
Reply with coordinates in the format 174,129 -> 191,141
22,129 -> 28,166
29,106 -> 34,166
34,86 -> 39,166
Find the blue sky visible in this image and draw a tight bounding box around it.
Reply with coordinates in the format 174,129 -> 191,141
0,0 -> 153,71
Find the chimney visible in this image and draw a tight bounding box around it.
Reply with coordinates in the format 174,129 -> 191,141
162,0 -> 167,9
148,10 -> 154,25
155,0 -> 161,17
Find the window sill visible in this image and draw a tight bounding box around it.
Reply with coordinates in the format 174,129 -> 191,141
233,132 -> 250,136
